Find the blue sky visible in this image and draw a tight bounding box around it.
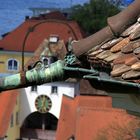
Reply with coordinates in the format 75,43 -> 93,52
0,0 -> 89,9
123,0 -> 134,5
0,0 -> 89,36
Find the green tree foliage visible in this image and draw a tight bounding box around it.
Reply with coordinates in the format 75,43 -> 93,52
70,0 -> 120,35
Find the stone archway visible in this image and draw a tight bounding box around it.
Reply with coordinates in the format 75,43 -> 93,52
20,112 -> 58,140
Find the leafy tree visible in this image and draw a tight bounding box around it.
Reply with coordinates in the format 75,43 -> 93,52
70,0 -> 120,35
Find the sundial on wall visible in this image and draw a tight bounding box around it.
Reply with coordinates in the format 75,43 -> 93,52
35,95 -> 52,113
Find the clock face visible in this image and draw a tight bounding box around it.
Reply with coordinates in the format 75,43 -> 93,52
35,95 -> 52,113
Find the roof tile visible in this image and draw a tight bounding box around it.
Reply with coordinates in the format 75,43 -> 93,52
125,56 -> 139,66
101,38 -> 123,50
87,18 -> 140,82
113,54 -> 134,65
121,22 -> 140,37
96,50 -> 112,60
111,64 -> 131,77
133,47 -> 140,54
121,43 -> 133,53
129,26 -> 140,40
136,53 -> 140,59
131,62 -> 140,70
88,49 -> 103,58
110,38 -> 130,53
104,52 -> 121,63
132,40 -> 140,49
122,70 -> 140,80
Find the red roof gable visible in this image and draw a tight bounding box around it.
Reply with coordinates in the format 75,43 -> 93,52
0,19 -> 83,52
0,90 -> 18,137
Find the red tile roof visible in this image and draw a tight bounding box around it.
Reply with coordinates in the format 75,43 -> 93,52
0,19 -> 83,52
87,17 -> 140,83
0,90 -> 18,137
57,95 -> 140,139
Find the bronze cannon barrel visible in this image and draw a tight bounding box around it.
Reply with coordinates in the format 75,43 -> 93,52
0,60 -> 65,92
72,0 -> 140,56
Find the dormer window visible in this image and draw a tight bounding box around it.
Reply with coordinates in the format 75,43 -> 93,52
49,35 -> 59,43
31,85 -> 38,92
51,86 -> 58,94
7,59 -> 19,71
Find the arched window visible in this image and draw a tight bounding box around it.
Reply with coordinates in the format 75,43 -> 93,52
7,59 -> 19,71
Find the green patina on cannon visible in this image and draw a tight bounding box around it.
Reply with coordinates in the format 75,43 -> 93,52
0,60 -> 64,91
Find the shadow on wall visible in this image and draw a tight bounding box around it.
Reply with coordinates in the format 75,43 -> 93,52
19,88 -> 31,127
21,111 -> 58,130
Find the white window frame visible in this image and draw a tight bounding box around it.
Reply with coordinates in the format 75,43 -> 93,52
7,58 -> 19,71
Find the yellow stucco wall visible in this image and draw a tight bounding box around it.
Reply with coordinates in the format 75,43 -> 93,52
6,95 -> 20,140
0,51 -> 33,73
1,51 -> 33,140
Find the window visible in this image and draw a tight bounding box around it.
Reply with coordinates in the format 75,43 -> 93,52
51,86 -> 58,94
7,59 -> 18,71
10,114 -> 14,127
49,35 -> 59,43
16,112 -> 19,125
31,85 -> 38,92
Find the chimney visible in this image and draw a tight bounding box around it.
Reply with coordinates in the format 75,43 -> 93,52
25,16 -> 30,20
